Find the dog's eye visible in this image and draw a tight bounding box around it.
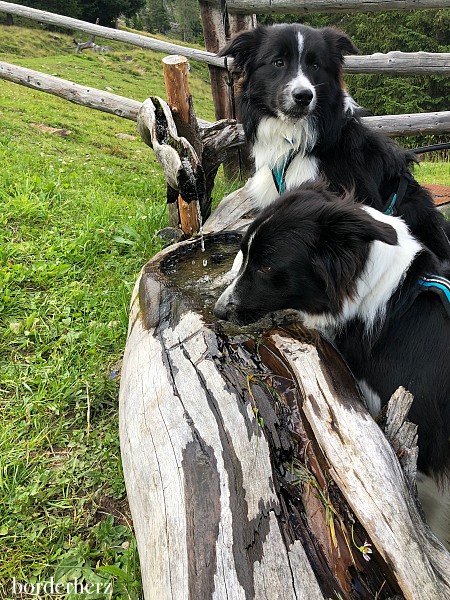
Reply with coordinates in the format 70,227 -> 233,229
273,59 -> 285,68
258,265 -> 271,274
311,63 -> 320,71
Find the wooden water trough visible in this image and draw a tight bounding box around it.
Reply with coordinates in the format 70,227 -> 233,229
119,215 -> 450,600
119,81 -> 450,597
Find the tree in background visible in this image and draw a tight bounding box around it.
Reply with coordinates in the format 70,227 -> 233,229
177,0 -> 202,42
129,0 -> 203,42
14,0 -> 82,19
128,0 -> 171,34
16,0 -> 145,26
79,0 -> 146,26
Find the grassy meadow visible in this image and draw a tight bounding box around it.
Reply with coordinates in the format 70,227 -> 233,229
0,23 -> 223,600
0,20 -> 448,600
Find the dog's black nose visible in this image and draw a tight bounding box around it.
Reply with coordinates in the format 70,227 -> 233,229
292,88 -> 313,106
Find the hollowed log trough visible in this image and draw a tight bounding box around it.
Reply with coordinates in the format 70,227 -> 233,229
119,226 -> 450,600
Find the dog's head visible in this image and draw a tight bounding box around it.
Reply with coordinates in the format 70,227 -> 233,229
214,184 -> 397,326
219,24 -> 358,124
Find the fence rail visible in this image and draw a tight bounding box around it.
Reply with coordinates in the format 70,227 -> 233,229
0,61 -> 141,120
2,61 -> 450,138
226,0 -> 450,13
345,52 -> 450,74
0,2 -> 224,67
1,2 -> 450,75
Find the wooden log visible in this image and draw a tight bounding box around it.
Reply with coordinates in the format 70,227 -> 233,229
0,61 -> 142,120
0,2 -> 224,67
1,2 -> 450,74
162,55 -> 203,234
272,335 -> 450,598
345,51 -> 450,74
226,0 -> 450,14
137,95 -> 233,235
119,231 -> 450,599
363,110 -> 450,136
137,97 -> 206,230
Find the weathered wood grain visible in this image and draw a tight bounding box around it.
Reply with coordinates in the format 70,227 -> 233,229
271,333 -> 450,600
120,228 -> 450,599
345,51 -> 450,74
226,0 -> 450,14
162,55 -> 202,232
0,61 -> 141,120
119,252 -> 325,599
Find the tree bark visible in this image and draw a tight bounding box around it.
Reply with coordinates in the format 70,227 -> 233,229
162,55 -> 203,233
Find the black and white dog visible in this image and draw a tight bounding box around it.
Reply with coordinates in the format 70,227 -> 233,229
214,184 -> 450,479
220,24 -> 450,260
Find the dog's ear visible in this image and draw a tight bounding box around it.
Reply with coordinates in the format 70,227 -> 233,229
322,27 -> 359,59
319,202 -> 398,247
218,27 -> 263,72
311,203 -> 397,305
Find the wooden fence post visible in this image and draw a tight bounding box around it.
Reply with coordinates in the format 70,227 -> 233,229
162,55 -> 202,235
198,0 -> 254,180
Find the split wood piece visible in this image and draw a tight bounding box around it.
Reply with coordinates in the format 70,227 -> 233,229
203,181 -> 260,233
73,17 -> 110,53
119,238 -> 322,600
271,333 -> 450,599
119,232 -> 450,600
383,386 -> 418,491
137,96 -> 205,236
137,95 -> 248,237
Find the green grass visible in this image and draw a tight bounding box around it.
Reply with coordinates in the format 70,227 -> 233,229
0,23 -> 221,600
0,20 -> 448,600
415,160 -> 450,186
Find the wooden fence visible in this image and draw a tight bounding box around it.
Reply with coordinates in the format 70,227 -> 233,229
1,0 -> 449,229
1,1 -> 450,133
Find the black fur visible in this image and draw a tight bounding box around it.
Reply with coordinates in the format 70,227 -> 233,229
214,185 -> 450,477
220,24 -> 450,260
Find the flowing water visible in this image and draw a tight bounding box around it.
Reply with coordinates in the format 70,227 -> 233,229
160,233 -> 278,336
160,234 -> 240,320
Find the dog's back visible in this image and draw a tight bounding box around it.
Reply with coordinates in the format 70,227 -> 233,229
220,24 -> 450,260
214,185 -> 450,478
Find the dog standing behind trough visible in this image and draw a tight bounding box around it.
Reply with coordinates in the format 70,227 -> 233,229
219,23 -> 450,261
214,184 -> 450,546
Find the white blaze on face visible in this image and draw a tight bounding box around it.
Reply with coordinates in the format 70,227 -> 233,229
215,246 -> 249,314
283,32 -> 317,113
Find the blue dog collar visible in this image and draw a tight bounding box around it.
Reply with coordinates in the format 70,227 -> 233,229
271,146 -> 299,195
418,274 -> 450,318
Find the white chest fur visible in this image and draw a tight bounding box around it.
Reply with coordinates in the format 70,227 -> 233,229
249,116 -> 319,208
